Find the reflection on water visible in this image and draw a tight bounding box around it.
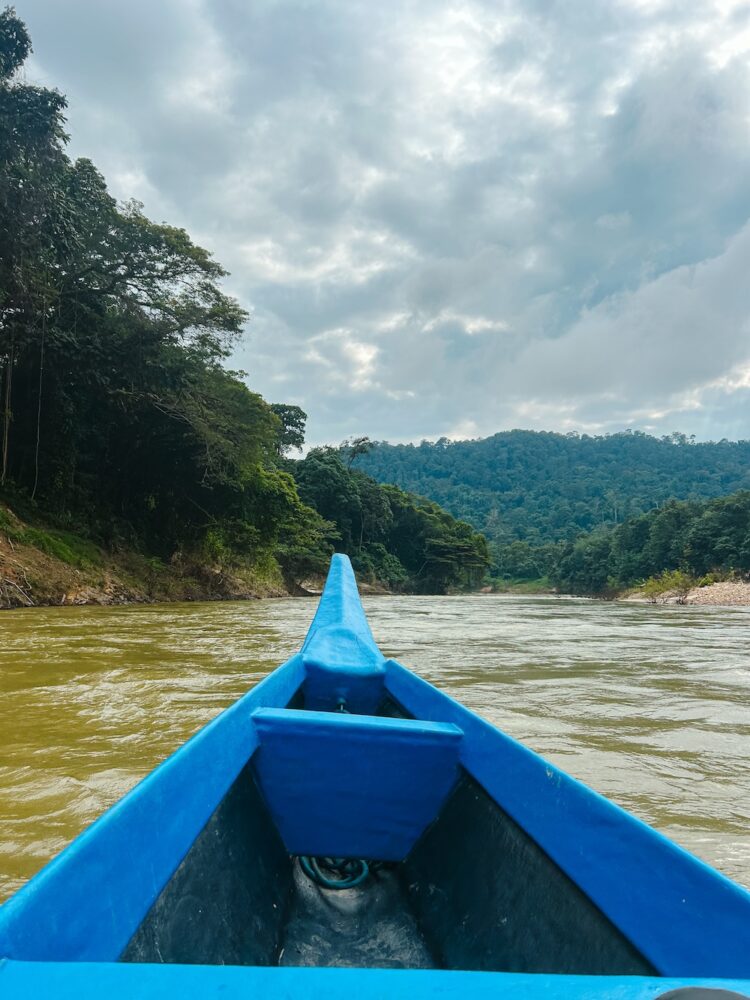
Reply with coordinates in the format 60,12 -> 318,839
1,594 -> 749,900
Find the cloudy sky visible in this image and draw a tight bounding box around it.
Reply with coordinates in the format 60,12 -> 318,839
19,0 -> 750,444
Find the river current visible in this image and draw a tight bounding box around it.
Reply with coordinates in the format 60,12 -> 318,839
1,595 -> 749,900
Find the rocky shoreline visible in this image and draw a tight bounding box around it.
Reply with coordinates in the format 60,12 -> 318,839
624,580 -> 750,607
681,581 -> 750,606
490,579 -> 750,607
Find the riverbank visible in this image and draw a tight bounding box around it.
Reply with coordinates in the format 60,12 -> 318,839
624,580 -> 750,607
0,502 -> 401,610
0,503 -> 290,610
685,581 -> 750,605
5,499 -> 749,611
488,575 -> 750,607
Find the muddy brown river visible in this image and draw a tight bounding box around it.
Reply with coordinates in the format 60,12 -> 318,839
1,595 -> 749,901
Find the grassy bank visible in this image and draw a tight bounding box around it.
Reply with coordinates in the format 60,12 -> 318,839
0,504 -> 289,610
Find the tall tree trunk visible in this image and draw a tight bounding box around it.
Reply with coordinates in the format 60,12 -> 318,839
31,306 -> 46,500
2,337 -> 14,485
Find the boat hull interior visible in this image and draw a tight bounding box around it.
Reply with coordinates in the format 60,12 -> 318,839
122,690 -> 654,976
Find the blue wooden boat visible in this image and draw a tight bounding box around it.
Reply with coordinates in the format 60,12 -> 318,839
1,554 -> 749,999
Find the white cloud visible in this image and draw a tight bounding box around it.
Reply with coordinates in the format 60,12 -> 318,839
18,0 -> 750,443
510,220 -> 750,402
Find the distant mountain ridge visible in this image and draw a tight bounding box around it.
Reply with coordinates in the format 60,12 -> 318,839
354,431 -> 750,544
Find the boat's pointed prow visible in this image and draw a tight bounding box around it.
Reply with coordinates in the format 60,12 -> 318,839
300,553 -> 386,714
303,553 -> 377,646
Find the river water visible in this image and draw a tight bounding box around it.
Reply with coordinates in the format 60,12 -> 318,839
1,595 -> 749,901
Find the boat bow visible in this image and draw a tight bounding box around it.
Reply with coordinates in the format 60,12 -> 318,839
300,553 -> 386,714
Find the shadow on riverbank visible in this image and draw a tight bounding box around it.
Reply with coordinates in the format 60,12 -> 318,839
0,503 -> 289,610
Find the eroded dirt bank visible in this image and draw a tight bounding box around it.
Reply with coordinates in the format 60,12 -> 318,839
0,505 -> 289,610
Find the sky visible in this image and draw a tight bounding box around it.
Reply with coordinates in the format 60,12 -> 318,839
18,0 -> 750,445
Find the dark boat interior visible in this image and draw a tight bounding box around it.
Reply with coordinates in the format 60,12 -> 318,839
121,691 -> 656,975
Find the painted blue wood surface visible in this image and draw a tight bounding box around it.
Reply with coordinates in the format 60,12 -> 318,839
251,707 -> 462,859
385,660 -> 750,978
1,960 -> 749,999
301,554 -> 382,656
0,655 -> 305,963
301,555 -> 386,713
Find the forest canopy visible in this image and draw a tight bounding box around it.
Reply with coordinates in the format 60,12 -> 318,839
355,431 -> 750,594
0,7 -> 488,595
356,431 -> 750,545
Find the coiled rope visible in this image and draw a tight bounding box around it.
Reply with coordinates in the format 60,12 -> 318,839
298,855 -> 372,889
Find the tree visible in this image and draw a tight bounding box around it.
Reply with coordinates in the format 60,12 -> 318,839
353,431 -> 750,545
641,570 -> 694,605
289,451 -> 489,593
553,532 -> 613,595
270,403 -> 307,455
294,449 -> 362,550
0,6 -> 68,483
341,435 -> 373,469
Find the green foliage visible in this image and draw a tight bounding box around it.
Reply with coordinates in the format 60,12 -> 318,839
0,9 -> 271,563
290,451 -> 490,593
0,505 -> 18,535
640,570 -> 695,604
292,449 -> 363,550
340,435 -> 373,469
21,527 -> 100,568
553,531 -> 615,595
0,7 -> 29,79
551,492 -> 750,595
0,505 -> 101,567
352,543 -> 409,590
492,540 -> 563,582
275,511 -> 336,589
356,430 -> 750,595
357,431 -> 750,545
270,403 -> 307,455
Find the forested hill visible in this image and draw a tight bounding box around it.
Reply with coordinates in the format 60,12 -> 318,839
0,8 -> 488,604
355,432 -> 750,544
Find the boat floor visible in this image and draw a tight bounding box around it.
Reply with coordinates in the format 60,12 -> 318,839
278,863 -> 436,969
